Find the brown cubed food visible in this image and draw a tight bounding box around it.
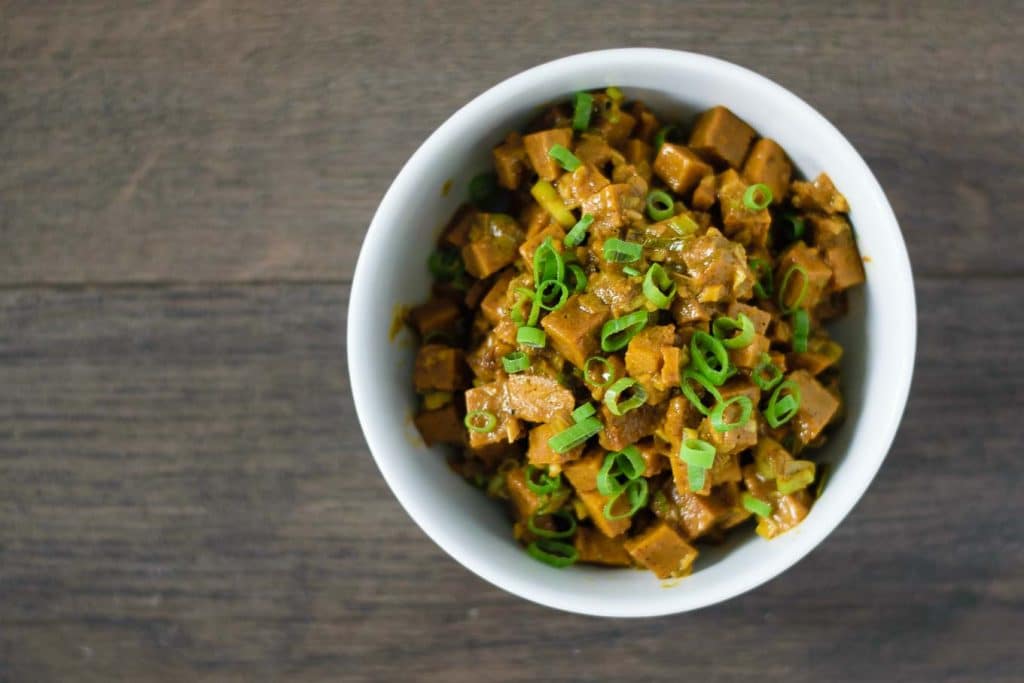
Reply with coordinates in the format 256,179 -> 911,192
586,270 -> 643,318
413,403 -> 465,446
653,142 -> 714,195
594,109 -> 636,148
556,164 -> 611,208
522,127 -> 574,181
479,269 -> 515,325
625,325 -> 676,378
688,106 -> 756,169
790,172 -> 850,215
407,297 -> 461,338
466,322 -> 517,382
681,227 -> 756,301
461,213 -> 525,279
527,417 -> 585,467
506,374 -> 575,424
657,396 -> 698,448
690,173 -> 717,211
788,337 -> 843,376
729,332 -> 770,370
776,242 -> 833,311
464,381 -> 524,448
753,436 -> 794,480
574,134 -> 615,168
727,301 -> 773,335
742,138 -> 792,204
742,465 -> 811,539
586,353 -> 626,402
506,466 -> 547,520
574,527 -> 633,567
623,521 -> 698,579
519,202 -> 551,239
580,183 -> 644,236
660,346 -> 684,388
630,101 -> 661,142
673,490 -> 728,540
441,204 -> 477,248
577,489 -> 632,538
519,224 -> 567,272
414,344 -> 468,392
787,369 -> 840,445
624,138 -> 654,167
669,443 -> 710,496
718,377 -> 762,408
540,293 -> 610,369
717,169 -> 772,248
636,439 -> 669,477
699,412 -> 756,458
598,401 -> 667,452
809,214 -> 865,291
493,132 -> 528,190
563,448 -> 605,492
671,294 -> 711,327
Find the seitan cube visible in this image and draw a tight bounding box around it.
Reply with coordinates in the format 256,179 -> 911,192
414,344 -> 468,392
577,489 -> 632,538
580,182 -> 645,237
461,213 -> 525,279
688,106 -> 756,169
574,527 -> 633,566
690,172 -> 717,211
808,214 -> 865,291
522,127 -> 574,181
742,138 -> 792,204
506,374 -> 575,424
492,132 -> 528,190
540,293 -> 610,369
527,417 -> 585,467
673,490 -> 728,540
407,297 -> 461,338
519,224 -> 566,272
440,204 -> 477,248
727,301 -> 773,335
463,381 -> 524,448
623,521 -> 698,579
413,403 -> 465,447
787,369 -> 840,444
717,169 -> 772,248
598,401 -> 667,452
556,164 -> 611,208
790,172 -> 850,215
563,448 -> 605,492
653,142 -> 713,195
699,412 -> 756,458
775,241 -> 833,311
479,269 -> 515,325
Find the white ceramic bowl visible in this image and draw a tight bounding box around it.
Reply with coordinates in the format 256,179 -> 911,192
348,49 -> 916,617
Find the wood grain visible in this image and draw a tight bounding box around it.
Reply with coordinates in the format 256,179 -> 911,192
0,280 -> 1021,682
0,0 -> 1021,283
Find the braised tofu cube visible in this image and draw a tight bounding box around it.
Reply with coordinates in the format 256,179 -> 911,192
414,344 -> 468,392
519,224 -> 567,272
466,322 -> 517,382
522,127 -> 574,181
580,183 -> 644,236
527,417 -> 585,467
669,441 -> 710,496
682,228 -> 756,301
440,204 -> 477,248
727,301 -> 773,335
660,345 -> 684,388
556,164 -> 611,208
493,132 -> 528,190
691,172 -> 717,211
623,521 -> 698,579
653,142 -> 713,195
574,527 -> 633,566
673,490 -> 728,540
586,270 -> 643,318
742,464 -> 812,539
624,138 -> 654,167
574,134 -> 615,168
519,202 -> 551,239
657,396 -> 698,449
753,436 -> 794,480
636,439 -> 669,476
463,381 -> 524,448
729,332 -> 770,370
718,169 -> 771,248
593,107 -> 636,147
461,213 -> 525,279
577,489 -> 632,538
776,242 -> 833,311
479,269 -> 515,325
506,374 -> 575,424
790,172 -> 850,215
563,448 -> 605,492
540,293 -> 610,369
630,101 -> 661,142
699,412 -> 756,458
625,325 -> 676,378
598,401 -> 667,452
718,377 -> 762,409
787,369 -> 840,444
507,466 -> 567,521
407,297 -> 461,338
413,403 -> 465,446
688,106 -> 756,169
742,138 -> 792,204
809,214 -> 865,291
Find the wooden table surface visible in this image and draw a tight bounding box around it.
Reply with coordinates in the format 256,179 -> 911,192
2,2 -> 1022,681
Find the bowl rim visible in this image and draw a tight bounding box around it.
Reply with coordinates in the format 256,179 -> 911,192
348,48 -> 916,617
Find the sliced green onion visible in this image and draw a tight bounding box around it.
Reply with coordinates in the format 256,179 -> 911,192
712,313 -> 755,349
597,445 -> 645,495
779,264 -> 809,313
530,179 -> 576,228
528,509 -> 577,539
572,92 -> 594,132
547,416 -> 603,453
513,286 -> 541,326
642,263 -> 677,309
502,351 -> 531,374
614,445 -> 645,479
777,460 -> 815,495
764,380 -> 802,428
710,395 -> 753,432
782,212 -> 805,240
566,263 -> 588,293
572,403 -> 596,423
752,353 -> 783,391
749,258 -> 773,299
623,266 -> 641,277
742,493 -> 772,518
603,478 -> 648,520
603,377 -> 648,416
464,410 -> 497,433
668,214 -> 699,236
606,86 -> 624,102
524,464 -> 561,495
564,214 -> 594,248
548,144 -> 582,172
680,368 -> 723,416
791,309 -> 810,353
690,331 -> 731,385
468,172 -> 497,206
680,438 -> 716,470
537,279 -> 570,311
533,236 -> 565,288
742,183 -> 773,210
428,248 -> 464,280
517,325 -> 546,348
645,190 -> 675,221
584,356 -> 616,388
600,311 -> 648,352
688,465 -> 706,492
653,125 -> 676,150
526,538 -> 578,567
603,238 -> 643,264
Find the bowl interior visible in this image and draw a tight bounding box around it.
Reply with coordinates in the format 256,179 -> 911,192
349,50 -> 913,617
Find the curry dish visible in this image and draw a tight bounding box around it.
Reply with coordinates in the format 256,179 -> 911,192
406,89 -> 864,578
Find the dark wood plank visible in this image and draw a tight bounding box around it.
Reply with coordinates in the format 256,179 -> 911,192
0,279 -> 1020,682
1,1 -> 1021,283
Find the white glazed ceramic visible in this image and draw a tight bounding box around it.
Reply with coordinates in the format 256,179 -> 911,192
348,49 -> 916,617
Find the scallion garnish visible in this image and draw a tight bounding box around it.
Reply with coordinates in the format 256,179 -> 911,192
710,395 -> 753,432
502,351 -> 531,374
742,493 -> 772,518
688,465 -> 706,492
742,183 -> 773,210
530,179 -> 576,228
602,238 -> 643,264
566,263 -> 588,294
712,313 -> 755,349
779,264 -> 809,313
603,477 -> 648,520
468,172 -> 498,206
571,402 -> 596,423
533,236 -> 565,288
791,308 -> 810,352
606,86 -> 624,102
690,331 -> 731,385
600,310 -> 648,352
597,446 -> 645,495
668,213 -> 699,236
583,356 -> 616,387
752,353 -> 783,391
428,248 -> 464,281
642,263 -> 677,309
547,416 -> 603,453
653,125 -> 676,150
749,258 -> 773,299
572,91 -> 594,132
537,279 -> 570,311
764,380 -> 802,428
782,212 -> 805,241
524,464 -> 561,495
603,377 -> 648,416
622,266 -> 641,277
680,438 -> 716,470
464,410 -> 497,433
527,509 -> 577,539
680,368 -> 723,416
548,144 -> 582,172
516,325 -> 546,348
645,190 -> 675,221
564,214 -> 594,248
513,286 -> 541,326
526,538 -> 578,567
